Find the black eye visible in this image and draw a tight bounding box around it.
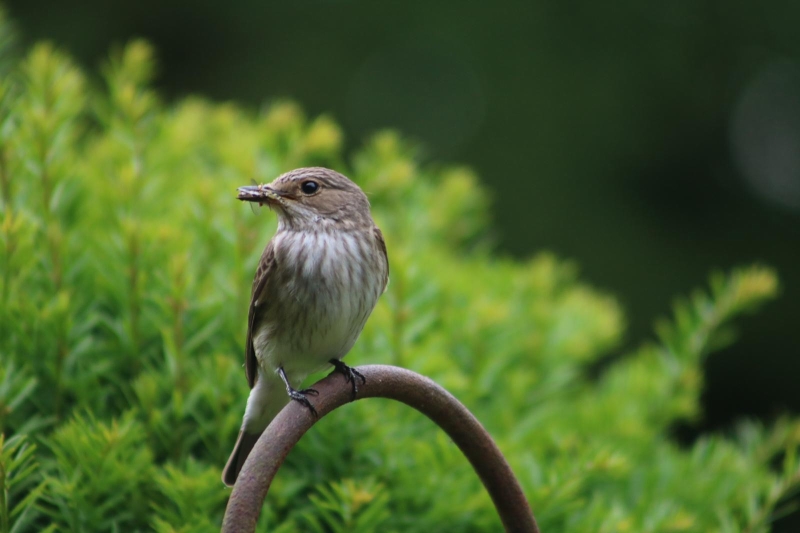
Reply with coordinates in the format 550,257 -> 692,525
300,181 -> 319,195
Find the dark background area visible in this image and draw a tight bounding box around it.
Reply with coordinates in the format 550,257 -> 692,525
7,0 -> 798,503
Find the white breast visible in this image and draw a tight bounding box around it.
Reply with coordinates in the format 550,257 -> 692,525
253,229 -> 386,384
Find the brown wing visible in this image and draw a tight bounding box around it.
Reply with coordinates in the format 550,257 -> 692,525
373,226 -> 390,293
245,240 -> 276,388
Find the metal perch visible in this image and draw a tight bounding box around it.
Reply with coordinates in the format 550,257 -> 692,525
221,364 -> 539,533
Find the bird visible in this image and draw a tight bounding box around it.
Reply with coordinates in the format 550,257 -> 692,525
222,167 -> 389,486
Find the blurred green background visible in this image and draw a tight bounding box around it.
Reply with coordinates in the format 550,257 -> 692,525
6,0 -> 798,441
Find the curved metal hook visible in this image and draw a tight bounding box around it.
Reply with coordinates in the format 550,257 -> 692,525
221,364 -> 539,533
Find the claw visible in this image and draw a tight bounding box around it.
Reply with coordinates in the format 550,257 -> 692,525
278,367 -> 318,417
328,359 -> 366,400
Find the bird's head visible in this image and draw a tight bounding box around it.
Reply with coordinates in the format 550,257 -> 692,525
237,167 -> 372,231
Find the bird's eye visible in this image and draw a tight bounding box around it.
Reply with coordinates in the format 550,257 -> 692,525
300,181 -> 319,195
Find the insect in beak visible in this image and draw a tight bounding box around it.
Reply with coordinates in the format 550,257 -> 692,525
238,181 -> 283,213
248,179 -> 261,214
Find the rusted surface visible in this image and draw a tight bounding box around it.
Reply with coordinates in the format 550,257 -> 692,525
221,364 -> 539,533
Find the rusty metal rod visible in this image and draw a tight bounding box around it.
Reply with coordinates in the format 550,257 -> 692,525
221,364 -> 539,533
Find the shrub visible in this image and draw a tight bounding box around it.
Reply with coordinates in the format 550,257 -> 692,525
0,25 -> 798,533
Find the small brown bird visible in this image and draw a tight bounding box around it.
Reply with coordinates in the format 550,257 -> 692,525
222,167 -> 389,486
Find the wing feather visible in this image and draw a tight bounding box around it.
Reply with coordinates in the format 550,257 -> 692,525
245,240 -> 275,388
373,227 -> 390,293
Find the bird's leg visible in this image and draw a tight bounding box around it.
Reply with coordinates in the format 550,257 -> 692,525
278,367 -> 318,417
328,359 -> 366,400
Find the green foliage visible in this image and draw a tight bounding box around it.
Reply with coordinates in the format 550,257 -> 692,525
0,435 -> 50,533
44,413 -> 154,531
0,28 -> 797,532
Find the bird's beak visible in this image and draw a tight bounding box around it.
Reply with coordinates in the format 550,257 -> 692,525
237,185 -> 284,204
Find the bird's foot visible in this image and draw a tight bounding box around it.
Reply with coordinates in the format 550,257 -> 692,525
328,359 -> 366,400
287,387 -> 318,417
278,367 -> 318,417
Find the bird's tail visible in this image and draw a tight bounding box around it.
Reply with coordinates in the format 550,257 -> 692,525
222,430 -> 262,487
222,368 -> 289,487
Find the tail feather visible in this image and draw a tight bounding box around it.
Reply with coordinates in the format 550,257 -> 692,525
223,368 -> 290,486
222,430 -> 263,486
